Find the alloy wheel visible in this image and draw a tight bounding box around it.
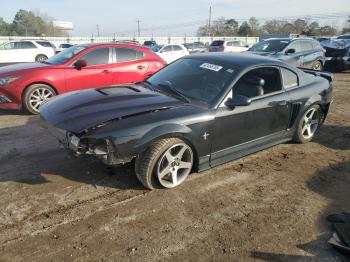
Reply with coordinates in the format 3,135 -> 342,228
301,107 -> 320,139
29,87 -> 54,112
312,61 -> 322,71
157,143 -> 193,188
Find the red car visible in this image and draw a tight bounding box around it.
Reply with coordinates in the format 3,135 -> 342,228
0,43 -> 166,114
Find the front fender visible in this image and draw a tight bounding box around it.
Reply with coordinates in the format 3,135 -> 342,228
136,123 -> 192,150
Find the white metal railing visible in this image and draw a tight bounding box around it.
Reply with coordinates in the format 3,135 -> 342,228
0,36 -> 259,46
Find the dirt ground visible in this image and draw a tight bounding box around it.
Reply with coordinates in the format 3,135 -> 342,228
0,72 -> 349,262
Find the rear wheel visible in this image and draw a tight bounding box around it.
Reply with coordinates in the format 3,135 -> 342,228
312,60 -> 323,71
135,138 -> 194,190
23,84 -> 56,114
293,105 -> 321,143
35,54 -> 48,62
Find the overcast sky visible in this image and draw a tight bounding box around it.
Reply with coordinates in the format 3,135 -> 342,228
1,0 -> 349,36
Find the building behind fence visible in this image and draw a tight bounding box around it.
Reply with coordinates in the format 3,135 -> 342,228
0,36 -> 259,46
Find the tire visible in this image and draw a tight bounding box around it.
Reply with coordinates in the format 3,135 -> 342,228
23,84 -> 56,114
312,60 -> 323,71
35,54 -> 48,62
293,104 -> 321,144
135,138 -> 194,190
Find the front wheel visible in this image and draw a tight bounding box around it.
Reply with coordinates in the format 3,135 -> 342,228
135,138 -> 194,190
293,105 -> 321,143
23,84 -> 56,114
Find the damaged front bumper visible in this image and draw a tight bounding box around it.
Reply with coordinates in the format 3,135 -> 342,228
325,56 -> 350,71
40,118 -> 133,166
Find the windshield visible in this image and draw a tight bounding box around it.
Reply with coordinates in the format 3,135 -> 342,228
146,58 -> 236,105
151,45 -> 163,52
45,46 -> 86,64
337,35 -> 350,40
249,39 -> 290,52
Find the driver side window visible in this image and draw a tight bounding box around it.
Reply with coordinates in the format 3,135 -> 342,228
2,42 -> 15,50
78,48 -> 109,66
287,41 -> 301,53
162,45 -> 172,52
234,67 -> 283,99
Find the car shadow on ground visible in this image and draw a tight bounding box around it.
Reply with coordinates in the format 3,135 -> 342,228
0,109 -> 25,116
250,159 -> 350,261
314,125 -> 350,150
0,114 -> 145,191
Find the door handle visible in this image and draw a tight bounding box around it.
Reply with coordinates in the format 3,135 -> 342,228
102,69 -> 110,73
137,65 -> 146,70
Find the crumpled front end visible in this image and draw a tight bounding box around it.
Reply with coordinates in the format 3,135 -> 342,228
40,117 -> 134,166
321,40 -> 350,71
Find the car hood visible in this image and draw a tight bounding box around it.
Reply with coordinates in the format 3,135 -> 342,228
321,39 -> 350,50
40,85 -> 187,134
0,62 -> 50,75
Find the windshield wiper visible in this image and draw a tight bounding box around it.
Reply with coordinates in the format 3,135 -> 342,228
157,83 -> 191,103
140,80 -> 155,91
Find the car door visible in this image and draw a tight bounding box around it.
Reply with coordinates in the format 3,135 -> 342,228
109,47 -> 149,84
211,66 -> 291,166
299,40 -> 316,68
64,47 -> 113,92
18,41 -> 39,62
282,41 -> 303,67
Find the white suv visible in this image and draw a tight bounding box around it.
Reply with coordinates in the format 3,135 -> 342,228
153,44 -> 189,64
208,40 -> 249,53
0,40 -> 56,63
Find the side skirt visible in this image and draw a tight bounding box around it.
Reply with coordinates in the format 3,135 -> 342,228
198,132 -> 292,171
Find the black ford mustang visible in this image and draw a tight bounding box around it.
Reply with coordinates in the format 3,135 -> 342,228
40,53 -> 333,189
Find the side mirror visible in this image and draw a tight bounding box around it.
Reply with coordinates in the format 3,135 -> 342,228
245,44 -> 249,48
225,95 -> 251,110
74,59 -> 87,70
285,48 -> 296,54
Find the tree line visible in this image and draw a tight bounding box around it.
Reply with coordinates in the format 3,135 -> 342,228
0,9 -> 65,37
197,17 -> 350,37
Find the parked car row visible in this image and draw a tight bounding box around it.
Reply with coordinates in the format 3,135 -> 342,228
0,34 -> 346,116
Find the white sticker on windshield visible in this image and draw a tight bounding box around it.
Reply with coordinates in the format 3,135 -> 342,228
200,63 -> 223,72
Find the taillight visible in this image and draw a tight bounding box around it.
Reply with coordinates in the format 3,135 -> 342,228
219,45 -> 225,51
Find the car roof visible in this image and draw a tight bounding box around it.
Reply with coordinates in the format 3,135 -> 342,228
265,37 -> 314,41
186,52 -> 287,68
76,43 -> 150,51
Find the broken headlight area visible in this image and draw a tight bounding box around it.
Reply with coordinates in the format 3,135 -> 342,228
77,138 -> 130,165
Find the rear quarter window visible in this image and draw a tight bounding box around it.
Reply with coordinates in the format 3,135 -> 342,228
36,41 -> 55,48
115,48 -> 144,62
281,68 -> 299,89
